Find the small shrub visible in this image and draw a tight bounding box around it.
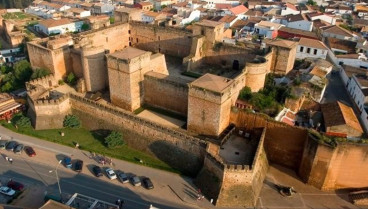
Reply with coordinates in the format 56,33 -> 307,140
105,131 -> 124,148
63,115 -> 81,128
66,72 -> 76,85
58,80 -> 65,85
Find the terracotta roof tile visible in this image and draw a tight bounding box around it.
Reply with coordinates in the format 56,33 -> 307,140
229,5 -> 248,15
39,18 -> 72,28
322,25 -> 353,37
321,101 -> 363,133
299,37 -> 328,50
310,66 -> 327,78
265,39 -> 298,49
326,37 -> 357,53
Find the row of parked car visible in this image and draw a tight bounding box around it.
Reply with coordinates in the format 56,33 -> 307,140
92,165 -> 154,189
0,140 -> 36,157
62,157 -> 153,189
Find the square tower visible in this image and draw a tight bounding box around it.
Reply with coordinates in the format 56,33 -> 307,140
265,39 -> 297,74
107,47 -> 152,111
187,73 -> 235,136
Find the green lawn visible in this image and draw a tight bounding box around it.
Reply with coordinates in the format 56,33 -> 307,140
0,121 -> 179,174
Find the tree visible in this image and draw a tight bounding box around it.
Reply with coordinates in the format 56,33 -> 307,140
306,0 -> 317,6
239,86 -> 252,100
14,60 -> 32,82
31,68 -> 51,79
104,131 -> 124,148
81,23 -> 90,31
66,72 -> 76,84
63,114 -> 81,128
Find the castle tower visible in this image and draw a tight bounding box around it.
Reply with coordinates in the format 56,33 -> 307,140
187,73 -> 235,136
265,39 -> 297,75
107,47 -> 152,111
81,45 -> 107,92
192,20 -> 225,44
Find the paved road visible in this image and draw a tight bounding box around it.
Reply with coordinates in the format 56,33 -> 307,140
321,71 -> 352,105
0,125 -> 215,209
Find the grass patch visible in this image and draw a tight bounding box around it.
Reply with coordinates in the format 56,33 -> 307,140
0,120 -> 180,174
2,12 -> 28,20
133,106 -> 145,115
181,71 -> 202,78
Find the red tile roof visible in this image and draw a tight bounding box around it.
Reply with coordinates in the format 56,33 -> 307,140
229,5 -> 248,15
215,3 -> 233,10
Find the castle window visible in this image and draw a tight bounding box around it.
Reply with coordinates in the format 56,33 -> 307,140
307,48 -> 311,54
299,46 -> 304,52
201,29 -> 205,35
136,38 -> 139,43
128,30 -> 131,34
314,49 -> 317,55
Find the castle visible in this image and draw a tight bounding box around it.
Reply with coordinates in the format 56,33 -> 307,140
25,9 -> 365,208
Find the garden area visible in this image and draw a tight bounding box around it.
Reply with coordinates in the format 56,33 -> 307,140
238,74 -> 295,117
1,113 -> 178,174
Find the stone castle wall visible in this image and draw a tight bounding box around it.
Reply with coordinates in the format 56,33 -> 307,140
81,46 -> 107,92
69,93 -> 206,176
27,94 -> 71,130
26,74 -> 58,90
74,22 -> 130,53
143,71 -> 190,116
245,50 -> 273,92
27,41 -> 73,80
129,21 -> 192,58
299,135 -> 368,190
270,46 -> 297,74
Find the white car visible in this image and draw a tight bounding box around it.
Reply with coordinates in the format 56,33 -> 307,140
0,186 -> 15,196
105,168 -> 117,180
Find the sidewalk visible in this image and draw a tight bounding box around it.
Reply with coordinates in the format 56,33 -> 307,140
0,126 -> 215,209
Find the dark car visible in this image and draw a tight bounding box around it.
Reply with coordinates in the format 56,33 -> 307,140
142,177 -> 154,189
24,146 -> 36,157
92,165 -> 103,177
63,157 -> 72,169
14,144 -> 24,154
74,160 -> 83,172
7,180 -> 24,191
6,141 -> 17,151
0,140 -> 8,149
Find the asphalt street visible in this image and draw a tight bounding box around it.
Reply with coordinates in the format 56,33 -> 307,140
0,154 -> 198,209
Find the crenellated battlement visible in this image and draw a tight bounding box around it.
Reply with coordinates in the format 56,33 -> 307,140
26,74 -> 57,91
34,94 -> 69,106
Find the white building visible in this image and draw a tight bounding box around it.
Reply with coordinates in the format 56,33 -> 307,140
321,25 -> 358,42
142,11 -> 166,23
65,8 -> 91,18
306,12 -> 336,25
340,65 -> 368,133
325,5 -> 352,15
281,3 -> 300,16
336,54 -> 368,69
35,18 -> 84,35
254,21 -> 283,39
296,37 -> 328,59
282,14 -> 313,31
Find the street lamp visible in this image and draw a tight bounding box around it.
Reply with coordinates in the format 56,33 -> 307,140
49,160 -> 63,202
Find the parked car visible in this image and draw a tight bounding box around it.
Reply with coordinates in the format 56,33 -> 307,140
117,172 -> 129,183
92,165 -> 103,177
74,160 -> 83,172
142,177 -> 154,190
24,146 -> 36,157
63,157 -> 72,169
6,141 -> 17,151
7,180 -> 24,191
14,144 -> 24,154
0,186 -> 15,196
105,168 -> 117,180
130,175 -> 141,186
0,140 -> 8,149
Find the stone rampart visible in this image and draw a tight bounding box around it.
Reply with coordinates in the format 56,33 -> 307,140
26,74 -> 58,90
299,135 -> 368,190
143,72 -> 189,116
69,93 -> 206,176
27,94 -> 71,130
245,50 -> 273,92
129,21 -> 192,58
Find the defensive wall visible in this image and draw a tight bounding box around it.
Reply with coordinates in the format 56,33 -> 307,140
27,37 -> 73,80
244,49 -> 273,92
231,108 -> 368,191
143,71 -> 190,116
69,93 -> 206,176
299,135 -> 368,190
196,128 -> 268,207
129,21 -> 192,58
